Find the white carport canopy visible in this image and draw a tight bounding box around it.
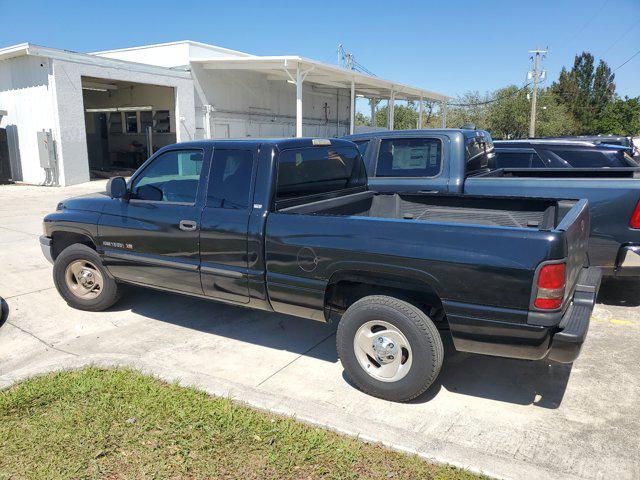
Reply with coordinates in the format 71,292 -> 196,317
191,56 -> 449,137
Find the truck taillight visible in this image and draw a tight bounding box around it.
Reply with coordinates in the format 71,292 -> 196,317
535,263 -> 566,310
630,200 -> 640,229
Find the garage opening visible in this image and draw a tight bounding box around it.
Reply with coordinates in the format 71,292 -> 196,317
81,77 -> 176,179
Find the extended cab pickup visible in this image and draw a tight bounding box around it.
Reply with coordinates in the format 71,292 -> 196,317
346,129 -> 640,278
40,138 -> 601,401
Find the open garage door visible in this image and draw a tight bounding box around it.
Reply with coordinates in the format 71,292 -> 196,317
81,77 -> 177,179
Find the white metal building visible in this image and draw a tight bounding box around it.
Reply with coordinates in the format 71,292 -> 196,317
0,40 -> 448,186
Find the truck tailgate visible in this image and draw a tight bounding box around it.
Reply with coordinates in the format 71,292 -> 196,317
556,199 -> 590,303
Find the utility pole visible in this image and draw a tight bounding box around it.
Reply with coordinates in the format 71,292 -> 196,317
528,47 -> 547,138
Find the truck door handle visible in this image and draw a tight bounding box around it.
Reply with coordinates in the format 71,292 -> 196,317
179,220 -> 198,231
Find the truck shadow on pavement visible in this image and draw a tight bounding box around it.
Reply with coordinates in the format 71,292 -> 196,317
408,334 -> 572,408
596,277 -> 640,307
116,286 -> 572,409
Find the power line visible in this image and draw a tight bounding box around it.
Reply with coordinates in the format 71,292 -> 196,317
601,20 -> 639,56
565,0 -> 612,45
448,83 -> 532,107
337,43 -> 376,77
611,47 -> 640,73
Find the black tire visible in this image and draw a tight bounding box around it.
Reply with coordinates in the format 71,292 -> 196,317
336,295 -> 444,402
53,244 -> 121,311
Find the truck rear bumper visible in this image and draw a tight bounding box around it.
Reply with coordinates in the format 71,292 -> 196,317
39,235 -> 54,264
547,266 -> 601,363
446,267 -> 601,363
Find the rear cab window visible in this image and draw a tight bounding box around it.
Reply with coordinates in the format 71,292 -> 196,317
375,137 -> 442,177
275,145 -> 367,204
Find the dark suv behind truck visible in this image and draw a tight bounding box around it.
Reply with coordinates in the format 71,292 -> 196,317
40,138 -> 601,401
493,139 -> 638,169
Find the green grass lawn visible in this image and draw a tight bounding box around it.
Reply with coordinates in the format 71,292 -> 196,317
0,368 -> 484,479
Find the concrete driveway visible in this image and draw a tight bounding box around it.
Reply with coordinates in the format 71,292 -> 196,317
0,182 -> 638,480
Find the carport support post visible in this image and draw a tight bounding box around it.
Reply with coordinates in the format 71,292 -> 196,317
204,105 -> 212,139
418,97 -> 424,129
296,63 -> 303,138
441,100 -> 447,128
349,78 -> 355,135
370,98 -> 377,127
389,90 -> 395,131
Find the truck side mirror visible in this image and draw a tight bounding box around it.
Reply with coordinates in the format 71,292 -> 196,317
106,176 -> 128,199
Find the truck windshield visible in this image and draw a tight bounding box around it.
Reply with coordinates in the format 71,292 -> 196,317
276,146 -> 367,201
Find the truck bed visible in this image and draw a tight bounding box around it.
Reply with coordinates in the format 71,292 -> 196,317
280,191 -> 575,231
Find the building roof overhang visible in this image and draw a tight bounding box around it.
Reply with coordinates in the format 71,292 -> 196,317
191,55 -> 449,102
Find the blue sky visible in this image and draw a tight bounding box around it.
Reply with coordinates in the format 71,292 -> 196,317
2,0 -> 639,100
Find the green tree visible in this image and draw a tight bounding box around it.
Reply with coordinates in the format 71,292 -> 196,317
355,111 -> 370,126
375,101 -> 420,130
487,86 -> 575,138
552,52 -> 616,133
445,91 -> 492,130
596,97 -> 640,136
487,86 -> 529,138
534,90 -> 577,137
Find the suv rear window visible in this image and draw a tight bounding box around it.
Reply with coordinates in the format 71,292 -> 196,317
376,138 -> 441,177
493,151 -> 546,169
545,149 -> 632,168
276,146 -> 366,200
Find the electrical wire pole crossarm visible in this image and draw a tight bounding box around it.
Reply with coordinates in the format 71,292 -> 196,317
528,48 -> 547,138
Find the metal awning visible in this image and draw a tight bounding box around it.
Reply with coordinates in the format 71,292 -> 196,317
191,56 -> 449,136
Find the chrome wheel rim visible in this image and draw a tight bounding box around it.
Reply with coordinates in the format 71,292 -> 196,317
64,260 -> 104,299
353,320 -> 413,382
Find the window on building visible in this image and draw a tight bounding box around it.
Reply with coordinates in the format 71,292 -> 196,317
140,111 -> 153,132
154,110 -> 171,133
207,149 -> 255,209
108,112 -> 122,134
376,138 -> 441,177
125,111 -> 138,133
131,149 -> 203,203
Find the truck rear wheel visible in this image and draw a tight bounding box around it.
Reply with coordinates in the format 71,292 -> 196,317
53,244 -> 121,311
336,295 -> 443,402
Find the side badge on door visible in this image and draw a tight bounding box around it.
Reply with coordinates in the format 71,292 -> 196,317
103,241 -> 134,250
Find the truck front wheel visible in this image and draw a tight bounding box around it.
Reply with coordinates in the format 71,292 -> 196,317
336,295 -> 443,402
53,244 -> 121,311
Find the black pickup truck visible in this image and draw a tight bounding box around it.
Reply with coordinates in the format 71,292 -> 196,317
40,138 -> 601,401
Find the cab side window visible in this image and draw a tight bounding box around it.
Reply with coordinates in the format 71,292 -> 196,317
131,149 -> 204,203
207,149 -> 255,209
